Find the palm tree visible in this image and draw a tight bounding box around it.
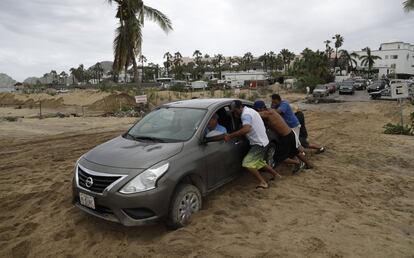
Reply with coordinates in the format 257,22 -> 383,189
138,54 -> 147,81
69,68 -> 77,85
403,0 -> 414,12
213,54 -> 225,79
163,52 -> 173,77
359,47 -> 382,76
242,52 -> 254,71
324,39 -> 334,59
332,34 -> 344,67
59,71 -> 68,85
339,50 -> 359,74
93,62 -> 104,83
192,50 -> 202,66
280,49 -> 295,73
173,52 -> 183,79
107,0 -> 172,84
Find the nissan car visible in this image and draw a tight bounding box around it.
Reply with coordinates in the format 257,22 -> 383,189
72,99 -> 277,228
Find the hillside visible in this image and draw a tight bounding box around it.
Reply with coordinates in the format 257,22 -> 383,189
0,73 -> 17,87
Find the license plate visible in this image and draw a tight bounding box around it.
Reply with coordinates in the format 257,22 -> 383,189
79,192 -> 95,209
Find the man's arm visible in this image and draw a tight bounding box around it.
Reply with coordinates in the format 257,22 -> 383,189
224,124 -> 251,142
276,101 -> 287,114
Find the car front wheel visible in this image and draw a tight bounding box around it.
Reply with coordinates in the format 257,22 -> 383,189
167,184 -> 202,229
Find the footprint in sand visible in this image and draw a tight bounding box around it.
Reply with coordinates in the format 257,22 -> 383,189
53,229 -> 75,241
11,240 -> 31,258
17,222 -> 39,237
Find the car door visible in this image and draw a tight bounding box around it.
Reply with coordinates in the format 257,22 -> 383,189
202,106 -> 249,190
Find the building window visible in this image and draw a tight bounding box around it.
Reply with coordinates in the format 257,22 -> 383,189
390,55 -> 398,59
398,45 -> 400,49
391,64 -> 396,69
385,55 -> 388,59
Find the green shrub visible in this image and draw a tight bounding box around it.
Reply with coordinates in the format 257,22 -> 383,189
383,123 -> 412,135
239,93 -> 247,99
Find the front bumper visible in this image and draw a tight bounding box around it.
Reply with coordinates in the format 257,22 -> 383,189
339,88 -> 353,93
72,168 -> 174,226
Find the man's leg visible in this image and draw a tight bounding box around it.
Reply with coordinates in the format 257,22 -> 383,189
296,151 -> 313,169
283,158 -> 300,165
262,164 -> 282,179
246,168 -> 268,188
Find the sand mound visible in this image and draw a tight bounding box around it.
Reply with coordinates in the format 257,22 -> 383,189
88,93 -> 136,112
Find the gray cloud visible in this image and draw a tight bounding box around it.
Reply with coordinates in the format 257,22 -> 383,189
0,0 -> 413,81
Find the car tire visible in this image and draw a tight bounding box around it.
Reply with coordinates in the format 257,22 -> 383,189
265,142 -> 277,168
166,184 -> 202,229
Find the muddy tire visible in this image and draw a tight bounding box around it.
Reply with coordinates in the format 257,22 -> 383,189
166,184 -> 202,229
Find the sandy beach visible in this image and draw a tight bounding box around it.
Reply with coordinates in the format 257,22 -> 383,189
0,92 -> 414,257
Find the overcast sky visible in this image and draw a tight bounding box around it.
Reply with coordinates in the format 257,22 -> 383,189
0,0 -> 413,81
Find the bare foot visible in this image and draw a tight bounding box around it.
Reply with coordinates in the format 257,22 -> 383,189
256,182 -> 269,189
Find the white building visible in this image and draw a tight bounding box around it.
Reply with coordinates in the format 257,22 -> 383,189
354,42 -> 414,77
221,70 -> 267,81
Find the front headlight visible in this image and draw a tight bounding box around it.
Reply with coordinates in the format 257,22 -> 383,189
119,161 -> 169,194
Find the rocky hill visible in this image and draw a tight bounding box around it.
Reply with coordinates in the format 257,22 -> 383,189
0,73 -> 17,87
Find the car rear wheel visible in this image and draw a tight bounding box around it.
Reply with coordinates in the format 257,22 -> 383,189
167,184 -> 202,229
265,142 -> 277,168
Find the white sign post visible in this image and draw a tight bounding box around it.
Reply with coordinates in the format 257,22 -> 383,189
135,95 -> 147,104
391,83 -> 408,126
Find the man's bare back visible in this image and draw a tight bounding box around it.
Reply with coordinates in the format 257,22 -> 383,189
259,109 -> 291,137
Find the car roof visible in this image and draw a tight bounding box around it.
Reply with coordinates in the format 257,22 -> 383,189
162,98 -> 253,109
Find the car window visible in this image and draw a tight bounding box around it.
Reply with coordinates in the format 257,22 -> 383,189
127,107 -> 207,142
204,106 -> 235,135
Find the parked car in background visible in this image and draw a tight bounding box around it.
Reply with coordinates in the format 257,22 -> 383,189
353,79 -> 367,90
72,99 -> 278,229
326,82 -> 337,94
367,80 -> 386,93
338,81 -> 355,95
312,84 -> 329,98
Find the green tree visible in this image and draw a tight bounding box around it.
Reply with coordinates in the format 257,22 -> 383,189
242,52 -> 254,71
107,0 -> 172,84
163,52 -> 173,77
332,34 -> 344,67
173,52 -> 183,79
69,68 -> 77,85
339,50 -> 359,74
138,54 -> 147,82
280,49 -> 295,74
403,0 -> 414,12
359,47 -> 382,76
59,71 -> 68,85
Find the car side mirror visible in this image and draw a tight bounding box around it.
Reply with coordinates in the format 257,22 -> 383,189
204,130 -> 225,143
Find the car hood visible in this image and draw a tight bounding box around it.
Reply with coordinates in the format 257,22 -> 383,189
83,136 -> 184,169
313,89 -> 326,92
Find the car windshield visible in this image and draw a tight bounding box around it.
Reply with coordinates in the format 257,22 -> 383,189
315,85 -> 325,89
341,82 -> 353,87
125,107 -> 207,142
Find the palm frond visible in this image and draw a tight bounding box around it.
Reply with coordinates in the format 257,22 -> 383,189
403,0 -> 414,12
143,5 -> 173,33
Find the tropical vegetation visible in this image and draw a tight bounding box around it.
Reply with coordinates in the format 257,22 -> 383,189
106,0 -> 172,84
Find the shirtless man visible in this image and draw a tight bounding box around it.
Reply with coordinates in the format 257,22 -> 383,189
253,100 -> 313,172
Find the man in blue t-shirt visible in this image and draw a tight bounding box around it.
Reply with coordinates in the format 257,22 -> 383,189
271,94 -> 301,140
205,113 -> 227,134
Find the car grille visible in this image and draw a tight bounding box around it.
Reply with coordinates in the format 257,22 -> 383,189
78,166 -> 121,193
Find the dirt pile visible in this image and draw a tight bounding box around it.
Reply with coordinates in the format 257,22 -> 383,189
89,93 -> 136,112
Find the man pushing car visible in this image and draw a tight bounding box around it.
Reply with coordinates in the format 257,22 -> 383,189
224,100 -> 282,189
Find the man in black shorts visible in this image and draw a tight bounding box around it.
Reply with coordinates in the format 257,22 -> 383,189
254,100 -> 313,172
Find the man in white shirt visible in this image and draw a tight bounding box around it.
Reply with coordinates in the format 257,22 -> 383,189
224,100 -> 282,189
